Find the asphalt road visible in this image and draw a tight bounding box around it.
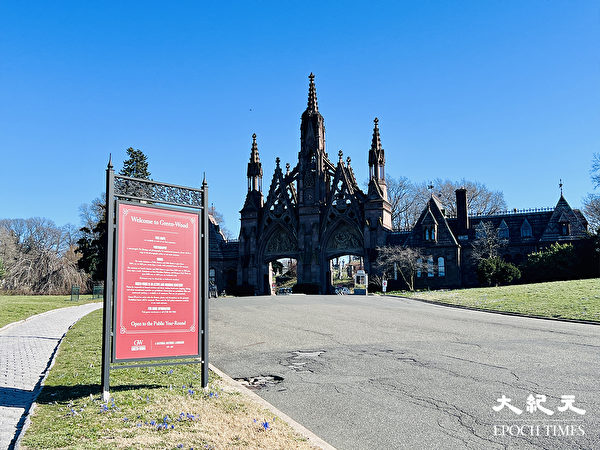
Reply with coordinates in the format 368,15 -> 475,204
209,295 -> 600,449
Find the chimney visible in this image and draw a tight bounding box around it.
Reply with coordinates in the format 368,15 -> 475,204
455,188 -> 469,234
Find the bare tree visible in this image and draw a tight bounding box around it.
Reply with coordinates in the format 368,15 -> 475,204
375,245 -> 428,291
592,153 -> 600,188
208,205 -> 234,240
387,175 -> 416,229
583,154 -> 600,232
583,194 -> 600,232
471,221 -> 507,262
0,218 -> 89,294
386,176 -> 507,230
421,179 -> 507,216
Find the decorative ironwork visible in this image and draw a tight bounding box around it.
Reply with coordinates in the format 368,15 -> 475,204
114,175 -> 204,209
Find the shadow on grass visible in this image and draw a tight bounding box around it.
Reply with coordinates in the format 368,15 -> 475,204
35,383 -> 163,404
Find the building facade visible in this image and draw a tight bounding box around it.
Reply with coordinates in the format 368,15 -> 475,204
209,74 -> 592,294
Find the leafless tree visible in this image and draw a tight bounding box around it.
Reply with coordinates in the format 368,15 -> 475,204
0,218 -> 88,294
375,245 -> 428,291
386,176 -> 507,230
421,179 -> 507,216
583,154 -> 600,232
471,221 -> 507,262
208,205 -> 234,240
583,194 -> 600,232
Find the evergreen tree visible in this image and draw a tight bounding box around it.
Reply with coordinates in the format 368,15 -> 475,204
77,147 -> 152,281
120,147 -> 151,179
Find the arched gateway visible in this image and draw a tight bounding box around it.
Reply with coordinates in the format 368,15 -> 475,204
237,74 -> 392,294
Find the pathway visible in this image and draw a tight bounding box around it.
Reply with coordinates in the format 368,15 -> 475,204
0,303 -> 102,449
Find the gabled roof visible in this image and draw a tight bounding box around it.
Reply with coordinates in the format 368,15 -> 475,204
407,195 -> 458,247
540,195 -> 588,241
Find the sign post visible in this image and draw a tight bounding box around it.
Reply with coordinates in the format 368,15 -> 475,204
382,279 -> 387,293
101,158 -> 209,401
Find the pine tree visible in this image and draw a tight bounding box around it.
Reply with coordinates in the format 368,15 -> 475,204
120,147 -> 151,179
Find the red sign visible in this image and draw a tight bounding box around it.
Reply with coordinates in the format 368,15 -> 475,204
115,203 -> 199,360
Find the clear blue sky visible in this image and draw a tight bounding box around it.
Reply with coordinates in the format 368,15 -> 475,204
1,1 -> 598,236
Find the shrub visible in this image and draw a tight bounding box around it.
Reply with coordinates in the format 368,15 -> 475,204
522,243 -> 577,282
477,257 -> 521,286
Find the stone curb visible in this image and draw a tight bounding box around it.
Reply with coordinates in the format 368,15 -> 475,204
386,294 -> 600,326
209,363 -> 336,450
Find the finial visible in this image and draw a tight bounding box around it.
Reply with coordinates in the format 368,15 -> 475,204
276,157 -> 280,167
286,162 -> 290,175
309,72 -> 315,82
338,149 -> 343,162
107,153 -> 113,169
252,132 -> 256,141
374,117 -> 379,126
559,178 -> 563,195
346,156 -> 351,166
202,172 -> 207,186
428,182 -> 434,192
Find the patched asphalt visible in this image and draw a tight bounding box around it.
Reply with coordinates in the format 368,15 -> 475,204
209,294 -> 600,450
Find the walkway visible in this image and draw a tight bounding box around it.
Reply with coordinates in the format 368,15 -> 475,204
0,303 -> 102,449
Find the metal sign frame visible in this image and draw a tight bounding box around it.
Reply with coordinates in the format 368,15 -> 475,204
101,159 -> 209,401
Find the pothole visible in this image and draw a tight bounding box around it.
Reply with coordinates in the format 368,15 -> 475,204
282,350 -> 326,372
234,375 -> 284,390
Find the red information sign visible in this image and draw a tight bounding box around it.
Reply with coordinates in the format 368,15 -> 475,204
115,203 -> 199,361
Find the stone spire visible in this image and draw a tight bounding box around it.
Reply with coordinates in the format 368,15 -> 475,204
307,72 -> 318,114
247,133 -> 263,192
368,118 -> 385,182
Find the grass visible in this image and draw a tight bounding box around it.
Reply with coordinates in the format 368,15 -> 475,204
390,278 -> 600,322
21,309 -> 315,449
0,294 -> 101,329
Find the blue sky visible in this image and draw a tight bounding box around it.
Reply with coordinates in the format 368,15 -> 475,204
1,1 -> 598,235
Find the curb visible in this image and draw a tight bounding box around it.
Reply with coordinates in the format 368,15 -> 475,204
386,294 -> 600,326
209,364 -> 336,450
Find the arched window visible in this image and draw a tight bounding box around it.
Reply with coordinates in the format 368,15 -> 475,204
438,257 -> 445,277
431,227 -> 436,241
520,219 -> 532,238
416,258 -> 422,278
424,228 -> 430,241
427,256 -> 434,277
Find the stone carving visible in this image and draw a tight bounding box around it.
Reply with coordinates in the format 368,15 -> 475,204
328,225 -> 362,250
265,229 -> 297,254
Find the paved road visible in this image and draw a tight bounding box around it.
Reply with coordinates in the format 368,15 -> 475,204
0,303 -> 102,450
210,295 -> 600,449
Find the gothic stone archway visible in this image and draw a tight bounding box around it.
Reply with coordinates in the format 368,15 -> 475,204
238,74 -> 392,295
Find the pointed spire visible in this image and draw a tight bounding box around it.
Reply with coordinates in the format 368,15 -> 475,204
307,72 -> 318,113
285,162 -> 290,175
371,117 -> 381,151
250,133 -> 260,164
338,149 -> 343,163
276,157 -> 281,168
107,153 -> 113,170
247,133 -> 262,181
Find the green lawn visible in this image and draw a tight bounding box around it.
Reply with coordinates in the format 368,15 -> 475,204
390,278 -> 600,322
0,294 -> 101,329
21,309 -> 312,449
